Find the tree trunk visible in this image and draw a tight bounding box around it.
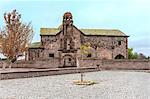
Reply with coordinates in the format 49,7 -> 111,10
81,73 -> 84,82
2,61 -> 6,70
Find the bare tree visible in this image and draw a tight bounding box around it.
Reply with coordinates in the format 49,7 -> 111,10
0,9 -> 33,68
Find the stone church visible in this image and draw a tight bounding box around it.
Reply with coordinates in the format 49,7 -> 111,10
26,12 -> 129,67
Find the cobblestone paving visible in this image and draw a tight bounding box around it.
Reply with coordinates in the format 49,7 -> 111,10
0,71 -> 150,99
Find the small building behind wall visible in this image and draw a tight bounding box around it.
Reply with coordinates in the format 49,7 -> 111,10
26,12 -> 129,68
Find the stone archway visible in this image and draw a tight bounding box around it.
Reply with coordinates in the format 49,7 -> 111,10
115,54 -> 125,59
62,55 -> 76,67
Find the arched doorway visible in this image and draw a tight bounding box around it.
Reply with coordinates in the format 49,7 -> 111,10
115,54 -> 125,59
63,55 -> 76,67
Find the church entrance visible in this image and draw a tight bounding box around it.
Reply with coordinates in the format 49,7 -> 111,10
63,55 -> 76,67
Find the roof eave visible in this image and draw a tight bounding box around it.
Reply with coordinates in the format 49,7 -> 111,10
40,30 -> 62,36
84,34 -> 129,37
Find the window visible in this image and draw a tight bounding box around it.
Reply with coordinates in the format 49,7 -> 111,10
68,58 -> 71,61
87,53 -> 92,57
115,54 -> 125,59
118,41 -> 121,45
37,53 -> 39,58
49,53 -> 54,58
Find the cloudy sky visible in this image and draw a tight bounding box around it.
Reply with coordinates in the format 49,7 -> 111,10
0,0 -> 150,56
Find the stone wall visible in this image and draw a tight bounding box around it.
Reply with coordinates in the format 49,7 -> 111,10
78,59 -> 150,70
78,58 -> 101,68
102,59 -> 150,70
28,48 -> 44,60
0,67 -> 97,80
82,36 -> 128,59
0,59 -> 149,70
0,58 -> 60,69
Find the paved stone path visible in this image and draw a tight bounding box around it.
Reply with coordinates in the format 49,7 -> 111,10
0,71 -> 150,99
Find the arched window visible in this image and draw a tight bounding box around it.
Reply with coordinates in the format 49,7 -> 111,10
87,53 -> 92,57
115,54 -> 125,59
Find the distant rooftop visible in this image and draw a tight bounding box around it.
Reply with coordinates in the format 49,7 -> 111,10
29,42 -> 42,48
40,28 -> 60,36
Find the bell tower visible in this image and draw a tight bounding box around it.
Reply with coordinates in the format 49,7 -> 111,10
59,12 -> 77,67
61,12 -> 75,51
63,12 -> 73,36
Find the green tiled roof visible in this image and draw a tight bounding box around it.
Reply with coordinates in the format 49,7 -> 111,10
80,29 -> 127,36
40,28 -> 60,35
29,42 -> 42,48
40,27 -> 127,36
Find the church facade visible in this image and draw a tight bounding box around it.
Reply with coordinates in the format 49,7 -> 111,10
27,12 -> 129,67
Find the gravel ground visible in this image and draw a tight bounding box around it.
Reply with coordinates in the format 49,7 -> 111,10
0,71 -> 150,99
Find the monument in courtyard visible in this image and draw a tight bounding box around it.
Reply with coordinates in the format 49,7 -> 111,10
27,12 -> 129,68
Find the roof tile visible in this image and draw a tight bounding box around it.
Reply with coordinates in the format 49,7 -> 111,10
29,42 -> 42,48
40,27 -> 127,36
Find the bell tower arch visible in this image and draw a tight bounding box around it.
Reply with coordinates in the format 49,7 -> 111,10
63,12 -> 73,36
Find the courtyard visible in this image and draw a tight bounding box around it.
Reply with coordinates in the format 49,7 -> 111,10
0,71 -> 150,99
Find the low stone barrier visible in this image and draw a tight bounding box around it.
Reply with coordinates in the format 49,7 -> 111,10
102,59 -> 150,70
0,59 -> 150,80
0,67 -> 97,80
0,59 -> 149,70
0,58 -> 59,69
79,59 -> 150,70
